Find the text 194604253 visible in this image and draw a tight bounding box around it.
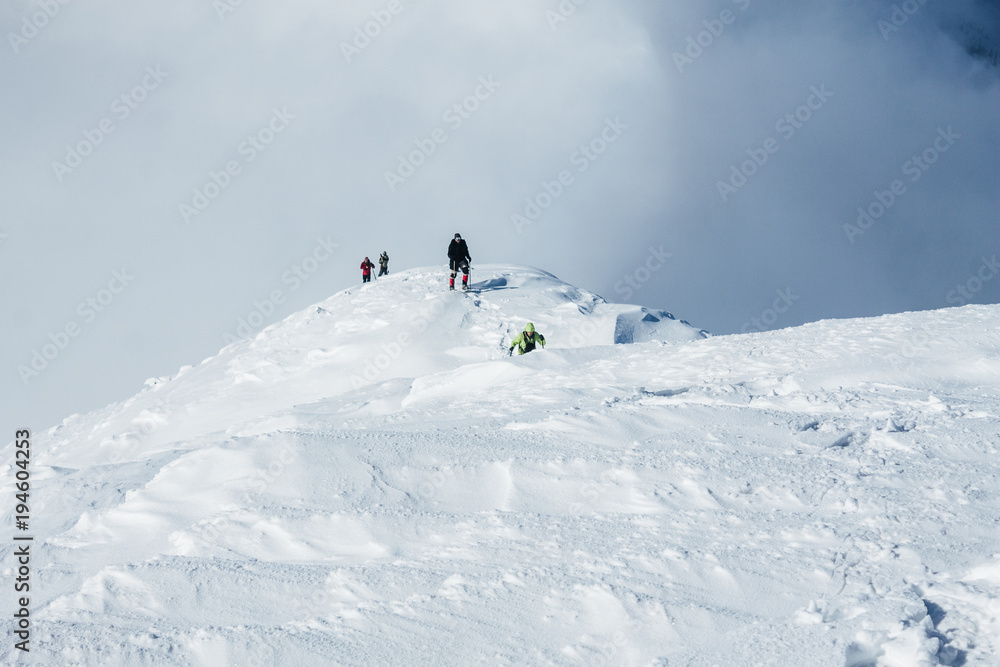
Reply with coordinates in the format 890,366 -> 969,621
13,429 -> 32,653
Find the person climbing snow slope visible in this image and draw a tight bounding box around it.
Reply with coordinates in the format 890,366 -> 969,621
509,322 -> 546,356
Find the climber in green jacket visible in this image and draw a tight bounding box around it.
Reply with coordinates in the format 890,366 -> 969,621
508,322 -> 546,356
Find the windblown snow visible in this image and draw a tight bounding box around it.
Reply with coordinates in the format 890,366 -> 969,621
3,266 -> 999,666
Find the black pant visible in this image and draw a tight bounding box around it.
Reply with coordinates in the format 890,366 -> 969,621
362,274 -> 371,283
378,267 -> 388,276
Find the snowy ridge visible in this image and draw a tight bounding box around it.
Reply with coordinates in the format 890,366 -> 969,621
3,267 -> 999,666
39,265 -> 706,465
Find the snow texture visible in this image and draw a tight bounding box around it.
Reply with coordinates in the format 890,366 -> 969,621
3,265 -> 999,666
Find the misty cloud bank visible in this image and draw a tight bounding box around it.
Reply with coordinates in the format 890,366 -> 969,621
2,0 -> 997,428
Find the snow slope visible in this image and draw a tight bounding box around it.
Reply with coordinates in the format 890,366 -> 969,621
3,265 -> 999,666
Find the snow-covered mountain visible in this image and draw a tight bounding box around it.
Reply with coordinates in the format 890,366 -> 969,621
4,266 -> 999,666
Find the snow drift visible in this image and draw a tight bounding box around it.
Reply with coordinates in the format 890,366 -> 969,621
3,265 -> 999,666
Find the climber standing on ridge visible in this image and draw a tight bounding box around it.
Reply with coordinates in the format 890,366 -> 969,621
508,322 -> 546,356
378,251 -> 389,277
360,256 -> 375,283
447,233 -> 471,291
